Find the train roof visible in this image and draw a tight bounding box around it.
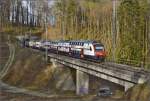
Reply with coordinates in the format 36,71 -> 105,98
68,40 -> 98,43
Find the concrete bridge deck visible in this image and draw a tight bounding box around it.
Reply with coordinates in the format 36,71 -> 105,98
47,53 -> 150,93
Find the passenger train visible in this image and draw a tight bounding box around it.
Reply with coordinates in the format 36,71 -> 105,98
21,37 -> 106,62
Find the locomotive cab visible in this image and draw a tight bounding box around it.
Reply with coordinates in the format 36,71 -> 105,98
94,44 -> 106,61
83,41 -> 106,61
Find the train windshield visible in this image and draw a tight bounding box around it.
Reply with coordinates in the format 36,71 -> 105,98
94,44 -> 104,51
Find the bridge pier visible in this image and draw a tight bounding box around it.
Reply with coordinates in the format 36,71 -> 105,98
76,70 -> 89,95
50,58 -> 57,68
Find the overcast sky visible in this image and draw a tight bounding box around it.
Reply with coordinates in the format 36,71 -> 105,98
22,0 -> 55,7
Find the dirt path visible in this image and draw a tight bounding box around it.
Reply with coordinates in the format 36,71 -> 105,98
0,34 -> 9,72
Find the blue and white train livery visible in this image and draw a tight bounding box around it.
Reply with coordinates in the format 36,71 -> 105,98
21,38 -> 106,62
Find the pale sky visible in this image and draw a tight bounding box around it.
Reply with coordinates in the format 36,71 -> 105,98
22,0 -> 55,7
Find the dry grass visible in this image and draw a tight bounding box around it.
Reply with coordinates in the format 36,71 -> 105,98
41,26 -> 62,40
112,90 -> 124,99
2,48 -> 46,87
27,65 -> 54,90
2,47 -> 76,94
124,83 -> 150,101
1,25 -> 43,36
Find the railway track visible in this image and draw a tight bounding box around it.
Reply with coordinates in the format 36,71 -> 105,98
53,52 -> 150,76
0,34 -> 9,71
0,33 -> 16,79
45,51 -> 150,83
31,46 -> 150,81
0,43 -> 15,79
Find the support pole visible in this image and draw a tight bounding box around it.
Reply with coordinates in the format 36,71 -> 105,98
76,70 -> 89,95
45,10 -> 48,63
112,0 -> 117,62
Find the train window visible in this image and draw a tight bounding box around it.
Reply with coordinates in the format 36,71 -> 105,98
90,47 -> 92,51
94,44 -> 104,51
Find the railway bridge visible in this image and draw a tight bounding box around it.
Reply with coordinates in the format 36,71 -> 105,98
47,53 -> 150,95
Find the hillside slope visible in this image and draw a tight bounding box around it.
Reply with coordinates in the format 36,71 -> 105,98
0,34 -> 10,72
2,47 -> 76,94
124,83 -> 150,101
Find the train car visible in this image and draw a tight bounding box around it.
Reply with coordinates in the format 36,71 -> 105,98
68,40 -> 106,61
23,36 -> 40,48
57,41 -> 70,54
35,40 -> 44,49
28,40 -> 36,48
40,41 -> 50,51
69,40 -> 84,58
21,38 -> 106,62
49,41 -> 58,53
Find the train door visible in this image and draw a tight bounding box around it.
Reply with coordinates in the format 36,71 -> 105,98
83,43 -> 95,57
80,48 -> 84,58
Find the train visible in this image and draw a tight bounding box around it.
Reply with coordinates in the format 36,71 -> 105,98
20,37 -> 106,62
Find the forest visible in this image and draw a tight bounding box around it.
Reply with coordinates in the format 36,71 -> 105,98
0,0 -> 150,69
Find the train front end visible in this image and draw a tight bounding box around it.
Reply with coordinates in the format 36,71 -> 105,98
93,43 -> 106,62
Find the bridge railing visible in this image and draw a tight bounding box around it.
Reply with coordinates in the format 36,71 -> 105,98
106,58 -> 150,71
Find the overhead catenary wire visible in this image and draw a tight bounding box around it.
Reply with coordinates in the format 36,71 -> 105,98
112,0 -> 117,62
